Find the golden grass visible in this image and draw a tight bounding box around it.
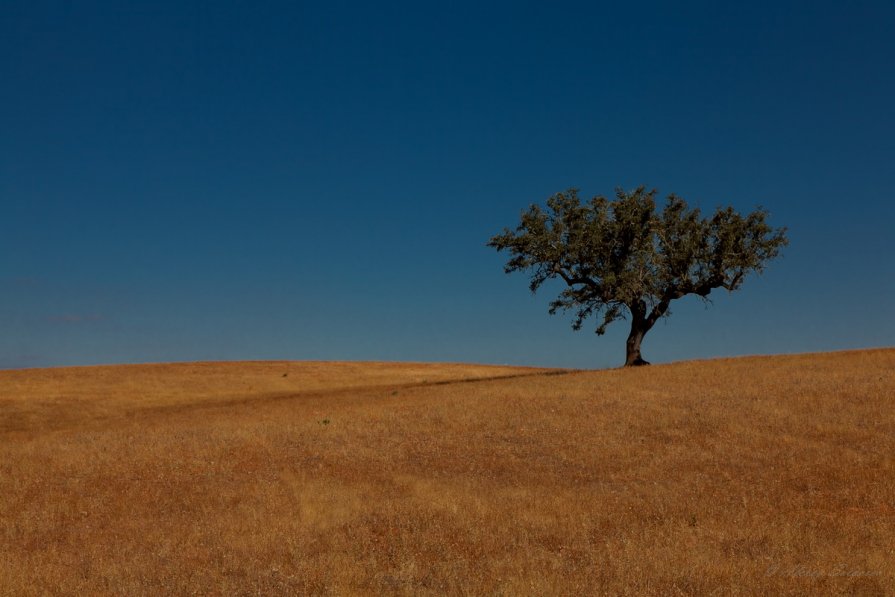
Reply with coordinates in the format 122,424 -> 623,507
1,350 -> 893,595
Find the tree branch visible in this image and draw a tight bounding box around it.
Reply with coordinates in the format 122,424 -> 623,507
644,299 -> 669,330
553,265 -> 604,295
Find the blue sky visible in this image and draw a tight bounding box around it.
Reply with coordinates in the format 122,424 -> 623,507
2,0 -> 893,369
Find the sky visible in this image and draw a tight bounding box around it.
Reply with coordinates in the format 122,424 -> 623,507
1,0 -> 894,370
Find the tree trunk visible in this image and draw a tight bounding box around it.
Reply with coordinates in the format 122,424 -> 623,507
624,319 -> 651,367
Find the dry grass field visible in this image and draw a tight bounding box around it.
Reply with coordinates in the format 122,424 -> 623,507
1,350 -> 893,595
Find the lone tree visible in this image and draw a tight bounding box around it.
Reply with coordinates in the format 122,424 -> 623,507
488,186 -> 788,366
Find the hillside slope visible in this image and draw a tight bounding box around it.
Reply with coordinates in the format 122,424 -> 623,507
1,350 -> 893,595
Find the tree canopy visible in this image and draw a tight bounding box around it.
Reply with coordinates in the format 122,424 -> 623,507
488,186 -> 788,366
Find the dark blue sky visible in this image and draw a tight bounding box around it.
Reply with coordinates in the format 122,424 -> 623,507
2,1 -> 893,369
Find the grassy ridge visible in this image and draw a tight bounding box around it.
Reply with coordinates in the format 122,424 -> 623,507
1,350 -> 893,595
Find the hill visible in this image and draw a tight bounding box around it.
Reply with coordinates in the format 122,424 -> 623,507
1,350 -> 893,595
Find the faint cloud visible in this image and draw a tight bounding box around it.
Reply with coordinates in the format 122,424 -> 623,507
0,276 -> 42,289
0,353 -> 45,369
13,276 -> 41,287
46,314 -> 105,325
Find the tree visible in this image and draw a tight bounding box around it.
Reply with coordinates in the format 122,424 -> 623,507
488,186 -> 788,367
